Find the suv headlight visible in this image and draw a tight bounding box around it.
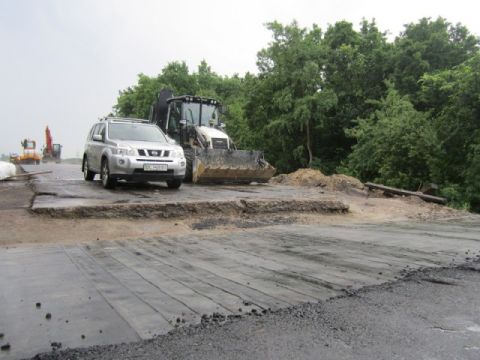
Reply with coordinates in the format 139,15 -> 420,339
170,150 -> 185,159
113,147 -> 136,156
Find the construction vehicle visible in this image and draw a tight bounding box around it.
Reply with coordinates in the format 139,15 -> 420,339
17,139 -> 41,165
149,89 -> 276,184
42,126 -> 62,163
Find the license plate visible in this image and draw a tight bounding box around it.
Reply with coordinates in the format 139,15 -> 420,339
143,164 -> 167,171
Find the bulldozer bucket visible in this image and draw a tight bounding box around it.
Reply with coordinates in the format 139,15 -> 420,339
192,149 -> 276,184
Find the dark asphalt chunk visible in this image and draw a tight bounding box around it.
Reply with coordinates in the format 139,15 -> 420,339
49,342 -> 61,350
421,277 -> 457,285
28,264 -> 480,360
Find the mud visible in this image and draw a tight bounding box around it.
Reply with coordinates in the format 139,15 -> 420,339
190,214 -> 297,230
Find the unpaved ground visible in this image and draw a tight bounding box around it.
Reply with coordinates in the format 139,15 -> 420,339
0,176 -> 472,247
272,167 -> 468,223
0,181 -> 189,246
29,263 -> 480,360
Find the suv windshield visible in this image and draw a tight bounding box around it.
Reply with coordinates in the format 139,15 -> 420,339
108,123 -> 167,142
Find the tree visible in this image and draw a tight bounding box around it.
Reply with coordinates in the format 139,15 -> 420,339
245,21 -> 337,171
420,53 -> 480,210
321,20 -> 394,171
114,74 -> 162,118
345,83 -> 439,190
393,17 -> 479,100
115,61 -> 225,119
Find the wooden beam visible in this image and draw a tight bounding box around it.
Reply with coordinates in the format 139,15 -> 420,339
3,171 -> 53,180
365,182 -> 447,205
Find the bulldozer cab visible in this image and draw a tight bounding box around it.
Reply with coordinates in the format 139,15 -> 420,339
22,139 -> 36,150
165,96 -> 221,146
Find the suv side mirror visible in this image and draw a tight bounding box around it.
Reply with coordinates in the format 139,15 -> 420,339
165,135 -> 177,144
93,134 -> 103,142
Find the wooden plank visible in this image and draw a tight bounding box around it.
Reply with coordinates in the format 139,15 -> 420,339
365,182 -> 447,204
4,170 -> 53,180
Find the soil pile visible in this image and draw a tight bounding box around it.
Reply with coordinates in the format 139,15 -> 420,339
270,168 -> 364,192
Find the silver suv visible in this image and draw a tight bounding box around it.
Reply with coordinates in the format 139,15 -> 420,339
82,117 -> 186,189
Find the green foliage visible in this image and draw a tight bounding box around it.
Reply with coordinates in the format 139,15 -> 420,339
244,21 -> 339,171
322,19 -> 394,169
464,143 -> 480,211
393,17 -> 479,100
420,54 -> 480,210
345,84 -> 439,190
115,73 -> 161,119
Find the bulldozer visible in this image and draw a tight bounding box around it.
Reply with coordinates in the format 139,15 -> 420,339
149,89 -> 275,184
42,126 -> 62,163
17,139 -> 41,165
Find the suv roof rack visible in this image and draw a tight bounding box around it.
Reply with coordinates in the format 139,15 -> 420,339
100,117 -> 151,124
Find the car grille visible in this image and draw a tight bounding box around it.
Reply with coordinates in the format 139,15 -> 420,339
211,138 -> 228,149
137,149 -> 170,157
133,169 -> 174,174
137,159 -> 173,162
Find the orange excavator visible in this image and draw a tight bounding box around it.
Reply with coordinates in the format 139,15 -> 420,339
42,126 -> 62,163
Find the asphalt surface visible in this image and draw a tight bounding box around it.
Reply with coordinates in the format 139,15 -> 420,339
22,164 -> 348,217
1,220 -> 480,359
29,263 -> 480,360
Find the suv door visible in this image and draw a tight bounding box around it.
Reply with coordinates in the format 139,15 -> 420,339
84,124 -> 97,168
90,123 -> 105,171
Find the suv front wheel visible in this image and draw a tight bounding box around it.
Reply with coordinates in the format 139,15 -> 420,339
83,157 -> 95,181
166,179 -> 182,189
101,159 -> 117,189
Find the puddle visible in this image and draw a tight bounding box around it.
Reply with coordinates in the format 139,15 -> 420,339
467,324 -> 480,333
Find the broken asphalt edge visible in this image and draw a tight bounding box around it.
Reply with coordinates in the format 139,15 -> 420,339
30,198 -> 349,219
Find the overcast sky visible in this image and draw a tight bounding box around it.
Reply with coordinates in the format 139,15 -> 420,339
1,0 -> 479,158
